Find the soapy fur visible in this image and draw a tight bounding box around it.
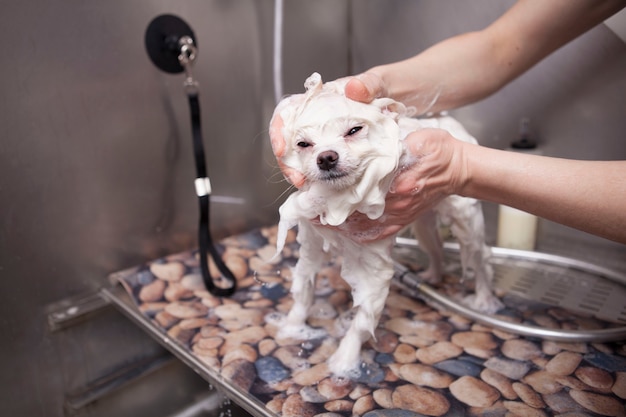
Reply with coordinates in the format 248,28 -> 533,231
272,72 -> 502,377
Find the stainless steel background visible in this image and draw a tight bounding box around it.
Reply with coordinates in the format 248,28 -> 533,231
0,1 -> 348,415
0,1 -> 623,415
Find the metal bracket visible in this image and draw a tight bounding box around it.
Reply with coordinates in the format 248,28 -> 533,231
64,351 -> 175,411
45,289 -> 111,332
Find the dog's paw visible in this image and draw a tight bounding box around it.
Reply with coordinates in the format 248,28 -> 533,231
418,267 -> 442,284
463,293 -> 504,314
265,311 -> 326,340
327,333 -> 364,378
278,323 -> 327,341
327,350 -> 361,378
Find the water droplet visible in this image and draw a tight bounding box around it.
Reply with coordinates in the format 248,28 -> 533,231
253,270 -> 268,286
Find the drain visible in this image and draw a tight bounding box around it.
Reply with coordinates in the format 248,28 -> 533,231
394,238 -> 626,325
491,256 -> 626,324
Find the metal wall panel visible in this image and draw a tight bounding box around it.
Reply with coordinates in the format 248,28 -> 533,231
0,1 -> 348,415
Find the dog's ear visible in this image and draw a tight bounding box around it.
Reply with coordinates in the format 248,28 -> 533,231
304,72 -> 324,96
371,98 -> 410,121
304,72 -> 357,97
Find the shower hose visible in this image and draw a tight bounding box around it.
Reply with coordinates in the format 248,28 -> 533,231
187,92 -> 237,297
180,38 -> 236,297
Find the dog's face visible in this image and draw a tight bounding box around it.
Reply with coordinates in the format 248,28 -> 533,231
286,95 -> 377,190
275,73 -> 406,191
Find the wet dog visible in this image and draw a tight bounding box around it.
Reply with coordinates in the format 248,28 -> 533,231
271,72 -> 501,376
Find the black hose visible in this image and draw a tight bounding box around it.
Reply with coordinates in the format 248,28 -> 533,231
188,93 -> 237,296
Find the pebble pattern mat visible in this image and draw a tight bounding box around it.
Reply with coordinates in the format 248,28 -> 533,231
111,225 -> 626,417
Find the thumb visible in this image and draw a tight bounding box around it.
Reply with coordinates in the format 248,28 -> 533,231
281,163 -> 306,189
345,72 -> 385,103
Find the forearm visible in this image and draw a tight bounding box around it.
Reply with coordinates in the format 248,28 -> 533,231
368,0 -> 626,113
368,31 -> 502,113
460,143 -> 626,244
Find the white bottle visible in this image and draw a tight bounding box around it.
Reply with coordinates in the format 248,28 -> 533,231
496,118 -> 540,251
497,205 -> 538,250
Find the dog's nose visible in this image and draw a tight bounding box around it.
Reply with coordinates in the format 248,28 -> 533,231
317,151 -> 339,171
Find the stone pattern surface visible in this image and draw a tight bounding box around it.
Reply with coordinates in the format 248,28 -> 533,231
114,226 -> 626,417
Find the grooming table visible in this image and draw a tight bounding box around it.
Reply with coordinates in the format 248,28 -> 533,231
103,225 -> 626,417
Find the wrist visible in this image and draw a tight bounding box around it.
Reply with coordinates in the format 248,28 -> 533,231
455,141 -> 482,198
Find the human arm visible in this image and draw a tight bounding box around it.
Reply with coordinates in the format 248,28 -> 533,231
339,0 -> 626,243
270,0 -> 626,182
458,141 -> 626,244
273,0 -> 625,185
269,0 -> 626,243
346,0 -> 626,113
359,129 -> 626,245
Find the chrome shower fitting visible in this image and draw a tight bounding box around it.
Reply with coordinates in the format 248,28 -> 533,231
177,35 -> 199,95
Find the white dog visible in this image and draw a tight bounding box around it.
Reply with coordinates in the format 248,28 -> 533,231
272,72 -> 502,377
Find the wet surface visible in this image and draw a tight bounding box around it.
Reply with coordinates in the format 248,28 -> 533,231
112,226 -> 626,417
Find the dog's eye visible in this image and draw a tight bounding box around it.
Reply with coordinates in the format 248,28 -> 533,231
346,126 -> 363,136
297,141 -> 311,148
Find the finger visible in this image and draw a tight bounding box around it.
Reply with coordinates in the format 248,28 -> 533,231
345,78 -> 371,103
269,113 -> 286,157
345,72 -> 385,103
385,193 -> 415,211
352,224 -> 404,244
390,167 -> 424,194
389,129 -> 441,194
282,164 -> 306,189
270,101 -> 309,188
375,224 -> 405,241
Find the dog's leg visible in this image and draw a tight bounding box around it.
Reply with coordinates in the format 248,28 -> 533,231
410,209 -> 444,284
448,198 -> 504,314
327,241 -> 393,377
280,222 -> 328,339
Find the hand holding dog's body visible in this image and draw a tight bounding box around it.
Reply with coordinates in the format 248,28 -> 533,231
341,84 -> 626,244
335,128 -> 470,242
338,114 -> 626,245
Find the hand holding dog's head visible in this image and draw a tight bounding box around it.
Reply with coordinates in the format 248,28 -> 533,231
271,72 -> 408,190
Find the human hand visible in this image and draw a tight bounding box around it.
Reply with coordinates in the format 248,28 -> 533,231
269,109 -> 306,188
344,71 -> 387,103
335,128 -> 469,243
